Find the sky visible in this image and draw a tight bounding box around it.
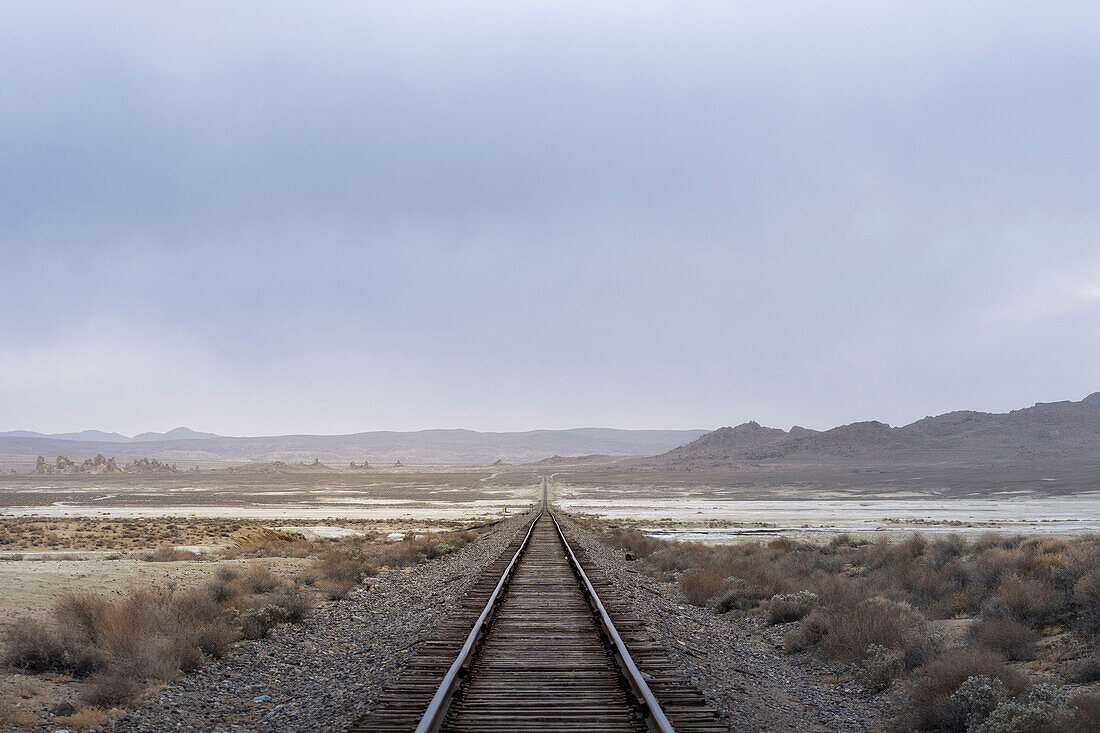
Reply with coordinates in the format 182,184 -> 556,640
2,2 -> 1100,436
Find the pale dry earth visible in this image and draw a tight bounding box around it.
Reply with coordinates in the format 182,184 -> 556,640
0,557 -> 310,625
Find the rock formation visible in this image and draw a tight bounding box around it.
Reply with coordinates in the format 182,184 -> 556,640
32,454 -> 176,475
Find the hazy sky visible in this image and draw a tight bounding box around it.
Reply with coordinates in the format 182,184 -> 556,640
2,2 -> 1099,435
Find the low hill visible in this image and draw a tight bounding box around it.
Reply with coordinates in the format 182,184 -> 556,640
652,393 -> 1100,468
0,427 -> 708,472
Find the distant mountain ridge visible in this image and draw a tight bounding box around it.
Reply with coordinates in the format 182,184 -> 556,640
653,393 -> 1100,467
0,427 -> 708,471
0,427 -> 218,442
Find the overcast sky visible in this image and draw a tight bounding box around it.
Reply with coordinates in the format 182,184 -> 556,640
2,2 -> 1099,436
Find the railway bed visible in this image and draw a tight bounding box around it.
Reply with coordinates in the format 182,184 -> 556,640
350,508 -> 726,733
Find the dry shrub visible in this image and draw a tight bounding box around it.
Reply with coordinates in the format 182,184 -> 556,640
141,546 -> 200,562
713,577 -> 784,613
967,617 -> 1039,661
53,706 -> 110,730
901,629 -> 945,672
3,566 -> 312,711
1067,656 -> 1100,684
808,573 -> 861,607
55,591 -> 113,639
929,534 -> 968,569
1065,543 -> 1100,581
995,574 -> 1064,626
768,537 -> 797,552
238,605 -> 289,640
239,564 -> 281,594
607,530 -> 666,559
971,548 -> 1030,588
266,587 -> 313,622
315,551 -> 376,585
82,669 -> 143,707
789,598 -> 925,662
0,706 -> 36,727
906,648 -> 1028,731
319,578 -> 357,600
1062,692 -> 1100,733
2,617 -> 105,676
893,563 -> 948,607
679,565 -> 727,606
856,644 -> 904,691
379,534 -> 457,566
191,620 -> 240,658
783,610 -> 829,653
766,591 -> 818,624
1073,570 -> 1100,637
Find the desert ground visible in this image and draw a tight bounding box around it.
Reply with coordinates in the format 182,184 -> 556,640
2,465 -> 1100,730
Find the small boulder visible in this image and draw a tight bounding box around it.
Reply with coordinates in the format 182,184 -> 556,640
49,701 -> 78,717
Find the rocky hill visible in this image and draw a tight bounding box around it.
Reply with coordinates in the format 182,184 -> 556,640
653,393 -> 1100,468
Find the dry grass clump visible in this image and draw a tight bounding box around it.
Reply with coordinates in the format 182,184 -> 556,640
765,591 -> 818,625
2,563 -> 315,708
2,617 -> 105,676
141,546 -> 200,562
994,574 -> 1066,627
783,598 -> 925,661
679,565 -> 727,606
906,648 -> 1028,731
1067,656 -> 1100,683
1073,570 -> 1100,637
52,705 -> 111,729
305,528 -> 477,597
967,617 -> 1039,661
318,578 -> 358,600
1063,692 -> 1100,732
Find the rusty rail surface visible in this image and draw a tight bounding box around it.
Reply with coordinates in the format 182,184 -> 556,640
413,509 -> 543,732
549,511 -> 675,733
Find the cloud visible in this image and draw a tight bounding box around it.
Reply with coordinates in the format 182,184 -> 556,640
984,269 -> 1100,326
1,2 -> 1099,433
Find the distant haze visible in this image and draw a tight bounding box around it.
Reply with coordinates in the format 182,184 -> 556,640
2,2 -> 1099,435
0,428 -> 709,470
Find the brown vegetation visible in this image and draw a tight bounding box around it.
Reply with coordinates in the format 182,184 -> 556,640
0,516 -> 256,551
2,564 -> 313,709
141,546 -> 201,562
0,565 -> 315,722
592,523 -> 1100,731
1,519 -> 488,727
907,648 -> 1029,731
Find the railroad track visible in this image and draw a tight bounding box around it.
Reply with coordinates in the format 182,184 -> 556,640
351,505 -> 726,733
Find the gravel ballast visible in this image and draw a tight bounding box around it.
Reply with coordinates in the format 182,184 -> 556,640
108,513 -> 530,733
102,511 -> 889,732
560,517 -> 892,732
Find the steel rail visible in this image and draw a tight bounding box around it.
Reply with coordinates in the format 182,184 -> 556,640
413,509 -> 543,733
550,511 -> 677,733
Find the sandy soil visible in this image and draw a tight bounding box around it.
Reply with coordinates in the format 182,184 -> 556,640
0,556 -> 311,625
